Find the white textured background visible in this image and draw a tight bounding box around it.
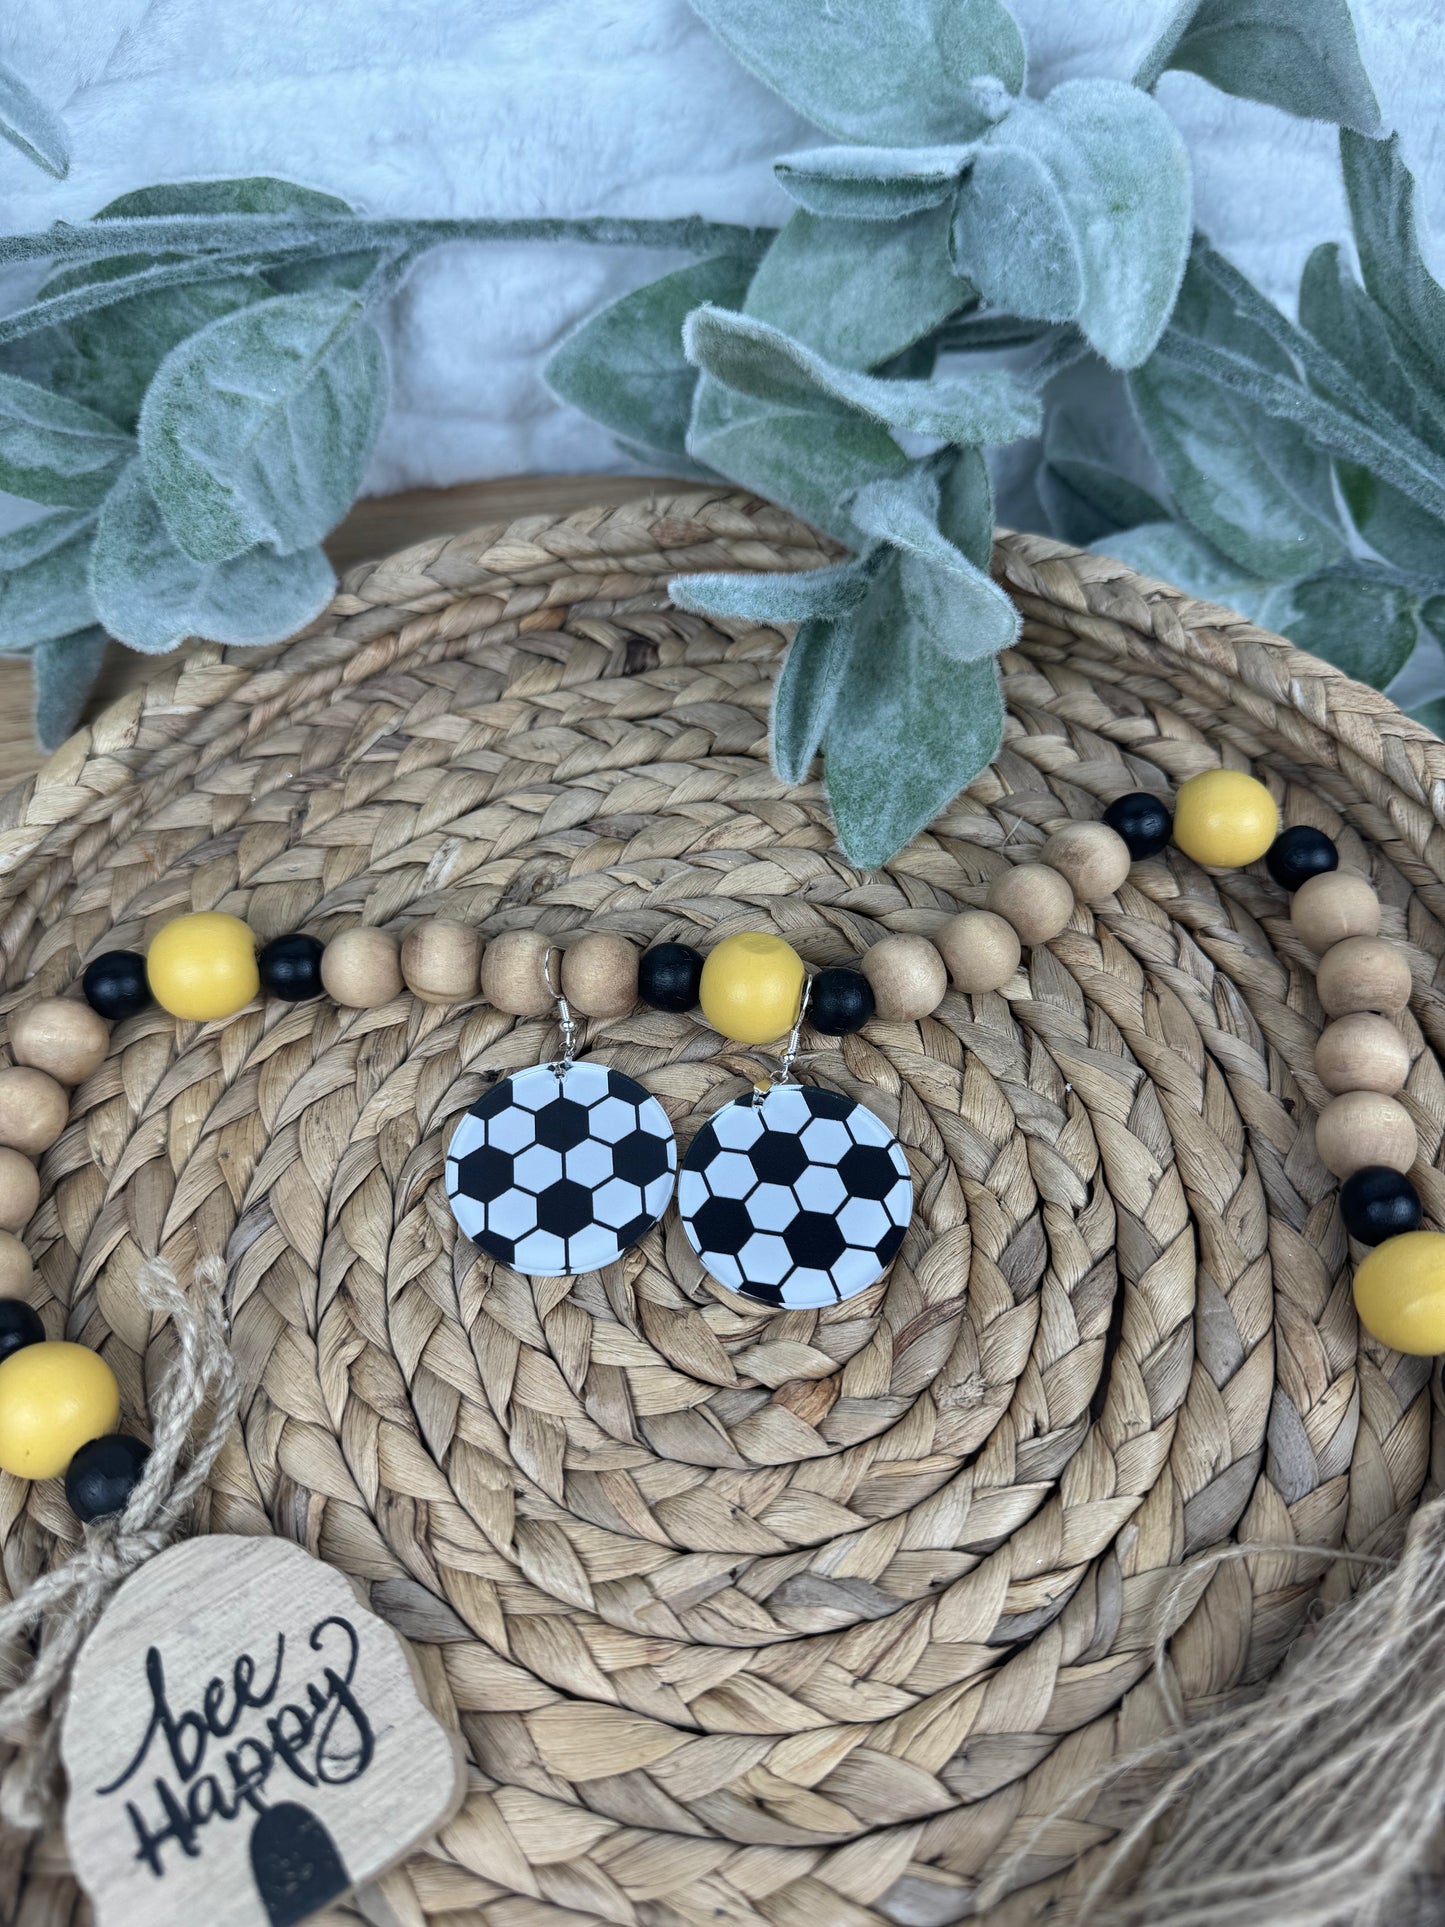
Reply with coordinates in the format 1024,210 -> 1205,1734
0,0 -> 1440,496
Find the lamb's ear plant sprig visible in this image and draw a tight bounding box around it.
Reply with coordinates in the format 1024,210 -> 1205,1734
551,0 -> 1194,862
0,0 -> 1431,863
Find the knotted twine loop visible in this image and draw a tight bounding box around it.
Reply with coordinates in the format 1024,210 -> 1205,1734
0,1255 -> 239,1832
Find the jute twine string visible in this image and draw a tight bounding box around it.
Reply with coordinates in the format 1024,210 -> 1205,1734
0,492 -> 1442,1922
0,1255 -> 238,1834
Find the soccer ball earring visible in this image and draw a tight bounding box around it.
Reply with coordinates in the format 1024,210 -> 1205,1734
445,952 -> 678,1277
443,928 -> 913,1307
676,964 -> 913,1310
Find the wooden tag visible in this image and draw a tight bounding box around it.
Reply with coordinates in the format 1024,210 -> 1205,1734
61,1535 -> 465,1927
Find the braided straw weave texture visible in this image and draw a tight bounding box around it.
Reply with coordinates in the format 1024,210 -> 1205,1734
2,489 -> 1443,1927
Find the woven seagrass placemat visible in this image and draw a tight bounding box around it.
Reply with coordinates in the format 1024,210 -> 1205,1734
2,489 -> 1443,1925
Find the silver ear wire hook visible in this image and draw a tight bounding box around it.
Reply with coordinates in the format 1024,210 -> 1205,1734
754,974 -> 812,1105
542,947 -> 578,1076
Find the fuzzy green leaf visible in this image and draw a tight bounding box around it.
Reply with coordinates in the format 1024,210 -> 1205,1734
1131,253 -> 1345,577
684,306 -> 1040,444
0,511 -> 98,653
934,444 -> 997,572
772,615 -> 855,782
33,627 -> 106,750
546,254 -> 754,459
93,178 -> 354,222
951,146 -> 1082,322
949,81 -> 1191,369
0,61 -> 69,179
139,291 -> 388,563
1341,132 -> 1445,397
0,276 -> 270,433
823,551 -> 1008,867
686,376 -> 909,545
847,473 -> 1018,662
774,146 -> 973,221
0,375 -> 131,507
1136,0 -> 1380,133
1299,242 -> 1445,454
1038,388 -> 1170,545
1099,522 -> 1421,688
90,460 -> 334,653
1299,243 -> 1445,573
3,179 -> 360,430
744,206 -> 967,372
686,0 -> 1024,144
671,556 -> 871,622
1286,573 -> 1418,686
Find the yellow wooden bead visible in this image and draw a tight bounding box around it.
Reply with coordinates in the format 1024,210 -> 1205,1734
699,932 -> 805,1045
147,912 -> 259,1021
0,1340 -> 120,1479
1172,770 -> 1279,868
1353,1230 -> 1445,1356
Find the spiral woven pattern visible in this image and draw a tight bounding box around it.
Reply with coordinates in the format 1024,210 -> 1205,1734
3,490 -> 1443,1926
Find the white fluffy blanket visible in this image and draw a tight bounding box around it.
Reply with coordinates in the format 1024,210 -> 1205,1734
0,0 -> 1440,496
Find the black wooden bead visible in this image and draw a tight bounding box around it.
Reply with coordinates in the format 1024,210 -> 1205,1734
1266,825 -> 1339,891
0,1297 -> 43,1364
258,933 -> 326,1001
639,942 -> 704,1013
809,967 -> 875,1036
1103,792 -> 1173,859
1340,1165 -> 1423,1246
65,1432 -> 150,1524
81,950 -> 151,1021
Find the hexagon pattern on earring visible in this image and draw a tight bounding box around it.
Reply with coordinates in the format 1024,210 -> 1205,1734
446,1061 -> 676,1276
677,1083 -> 912,1308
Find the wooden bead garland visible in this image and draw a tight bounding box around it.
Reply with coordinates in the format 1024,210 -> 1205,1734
0,753 -> 1432,1535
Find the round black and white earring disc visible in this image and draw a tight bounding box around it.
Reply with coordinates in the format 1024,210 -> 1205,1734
677,1084 -> 912,1309
446,1061 -> 676,1277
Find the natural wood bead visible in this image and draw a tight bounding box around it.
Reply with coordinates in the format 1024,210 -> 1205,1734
860,934 -> 948,1021
9,998 -> 109,1086
400,920 -> 482,1005
1290,869 -> 1380,952
1316,935 -> 1412,1017
933,910 -> 1021,993
0,1149 -> 39,1232
0,1068 -> 68,1157
1041,823 -> 1132,903
320,927 -> 404,1008
479,929 -> 556,1018
986,863 -> 1075,945
1314,1012 -> 1410,1096
1315,1089 -> 1416,1178
0,1230 -> 32,1297
561,934 -> 638,1018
